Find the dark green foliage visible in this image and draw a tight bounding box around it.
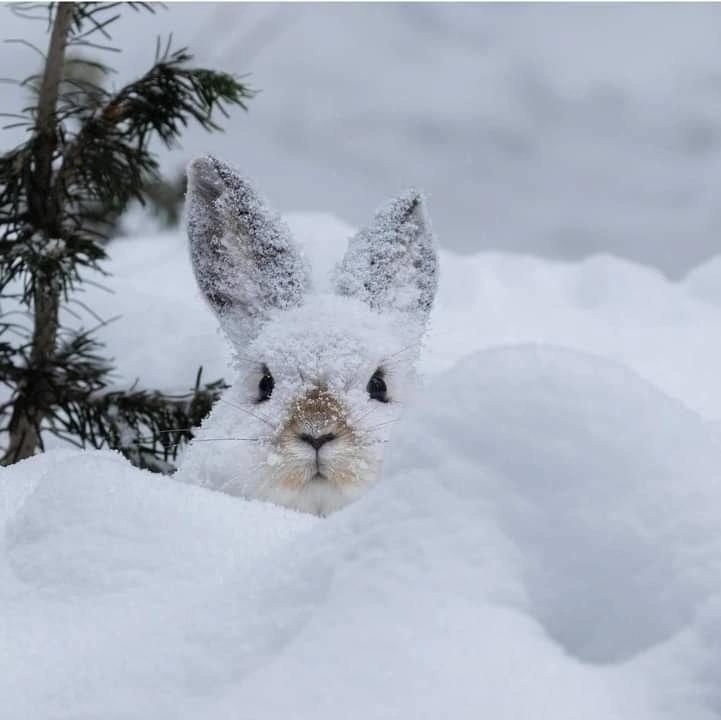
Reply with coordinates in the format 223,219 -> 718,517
0,2 -> 252,468
51,363 -> 228,473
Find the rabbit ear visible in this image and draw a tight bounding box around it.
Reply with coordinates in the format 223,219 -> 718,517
185,155 -> 307,342
334,190 -> 438,323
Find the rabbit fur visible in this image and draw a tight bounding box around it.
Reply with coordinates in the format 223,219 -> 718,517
176,155 -> 438,516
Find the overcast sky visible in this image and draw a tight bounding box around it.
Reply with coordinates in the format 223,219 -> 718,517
3,3 -> 721,277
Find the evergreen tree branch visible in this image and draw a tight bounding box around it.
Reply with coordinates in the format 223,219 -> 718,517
55,44 -> 253,216
1,3 -> 251,469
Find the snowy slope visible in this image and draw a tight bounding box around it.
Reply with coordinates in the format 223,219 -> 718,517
2,345 -> 721,719
81,213 -> 721,422
3,213 -> 721,718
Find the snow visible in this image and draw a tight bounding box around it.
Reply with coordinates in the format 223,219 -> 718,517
185,155 -> 308,347
175,291 -> 423,515
74,213 -> 721,422
179,161 -> 438,515
3,213 -> 721,717
334,189 -> 438,318
1,450 -> 316,720
3,346 -> 721,719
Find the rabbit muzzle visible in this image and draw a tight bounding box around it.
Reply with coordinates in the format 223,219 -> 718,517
268,387 -> 373,492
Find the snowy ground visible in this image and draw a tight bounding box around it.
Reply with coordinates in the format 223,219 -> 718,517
69,211 -> 721,422
2,214 -> 721,718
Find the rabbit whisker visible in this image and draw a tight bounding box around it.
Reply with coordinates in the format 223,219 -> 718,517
363,419 -> 402,433
353,407 -> 380,425
381,341 -> 423,365
192,437 -> 264,443
217,397 -> 275,428
130,436 -> 264,446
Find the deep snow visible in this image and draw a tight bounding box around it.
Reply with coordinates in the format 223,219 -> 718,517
2,213 -> 721,718
3,347 -> 721,719
73,212 -> 721,422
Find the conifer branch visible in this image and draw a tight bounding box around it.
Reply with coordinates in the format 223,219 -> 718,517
0,2 -> 251,467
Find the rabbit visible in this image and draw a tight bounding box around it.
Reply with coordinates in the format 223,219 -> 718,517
176,155 -> 438,516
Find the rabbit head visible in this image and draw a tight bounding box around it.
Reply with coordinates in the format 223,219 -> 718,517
179,155 -> 438,516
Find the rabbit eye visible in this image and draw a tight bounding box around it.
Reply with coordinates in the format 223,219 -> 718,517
367,370 -> 388,402
258,371 -> 274,402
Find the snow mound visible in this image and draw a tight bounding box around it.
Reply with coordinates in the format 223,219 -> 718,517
390,346 -> 721,665
63,216 -> 721,423
1,450 -> 316,719
3,345 -> 721,719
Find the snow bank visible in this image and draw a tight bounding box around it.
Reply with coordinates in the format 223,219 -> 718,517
2,345 -> 721,719
82,215 -> 721,421
1,451 -> 316,719
4,212 -> 721,716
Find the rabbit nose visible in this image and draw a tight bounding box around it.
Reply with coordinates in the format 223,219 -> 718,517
298,432 -> 336,450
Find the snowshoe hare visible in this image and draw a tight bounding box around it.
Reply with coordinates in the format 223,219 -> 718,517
177,155 -> 438,515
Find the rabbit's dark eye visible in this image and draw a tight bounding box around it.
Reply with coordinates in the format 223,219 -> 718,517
367,370 -> 388,402
258,371 -> 274,401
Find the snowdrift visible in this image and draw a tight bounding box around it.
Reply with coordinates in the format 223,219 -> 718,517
2,345 -> 721,719
3,214 -> 721,717
76,214 -> 721,422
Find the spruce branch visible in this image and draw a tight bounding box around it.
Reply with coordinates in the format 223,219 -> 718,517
1,3 -> 252,467
56,44 -> 253,212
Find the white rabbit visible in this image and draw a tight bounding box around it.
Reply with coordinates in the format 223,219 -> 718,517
176,155 -> 438,516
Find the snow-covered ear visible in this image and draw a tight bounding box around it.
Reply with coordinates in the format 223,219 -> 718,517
185,155 -> 307,343
334,190 -> 438,323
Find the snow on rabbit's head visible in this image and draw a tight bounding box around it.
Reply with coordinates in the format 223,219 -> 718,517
180,155 -> 438,516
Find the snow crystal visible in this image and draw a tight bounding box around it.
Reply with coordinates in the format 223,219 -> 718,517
185,155 -> 309,345
334,189 -> 439,322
